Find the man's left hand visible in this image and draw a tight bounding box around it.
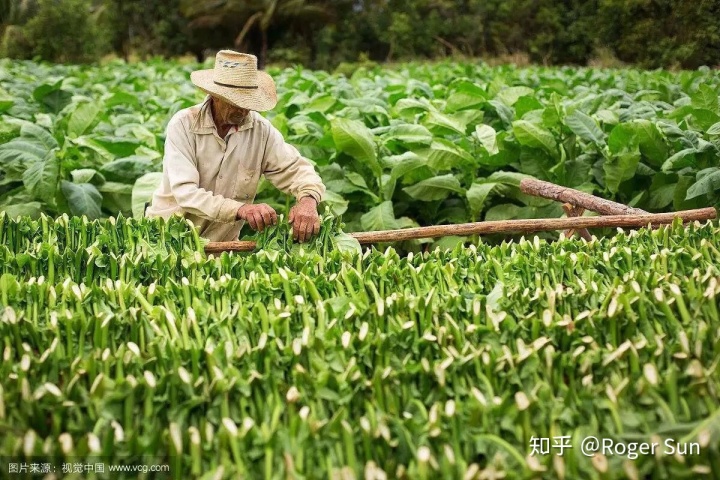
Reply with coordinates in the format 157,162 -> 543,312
288,197 -> 320,243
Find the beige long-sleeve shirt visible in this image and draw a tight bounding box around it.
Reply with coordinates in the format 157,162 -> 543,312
146,96 -> 325,242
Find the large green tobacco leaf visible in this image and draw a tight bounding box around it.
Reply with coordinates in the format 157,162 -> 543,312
686,167 -> 720,200
669,105 -> 720,132
673,175 -> 709,210
71,169 -> 106,186
604,152 -> 640,194
332,233 -> 362,254
129,125 -> 159,149
0,122 -> 59,196
99,156 -> 155,183
474,124 -> 499,155
22,152 -> 60,206
488,100 -> 514,127
0,138 -> 47,169
466,182 -> 500,216
1,202 -> 42,218
345,172 -> 371,192
304,95 -> 337,113
455,106 -> 485,126
403,174 -> 464,201
67,102 -> 101,138
424,111 -> 468,135
69,136 -> 115,162
445,81 -> 487,112
691,84 -> 719,113
562,153 -> 594,186
512,120 -> 557,155
360,201 -> 400,231
634,121 -> 668,166
384,124 -> 433,147
608,123 -> 635,154
610,121 -> 668,167
662,148 -> 697,172
382,152 -> 429,199
92,136 -> 142,158
98,182 -> 133,213
330,118 -> 381,177
565,110 -> 605,147
131,172 -> 162,218
105,91 -> 140,108
393,98 -> 433,116
496,86 -> 534,106
16,122 -> 58,152
515,96 -> 544,118
646,173 -> 677,210
320,190 -> 349,216
60,181 -> 102,219
383,152 -> 427,175
32,82 -> 72,114
428,139 -> 475,171
325,178 -> 368,196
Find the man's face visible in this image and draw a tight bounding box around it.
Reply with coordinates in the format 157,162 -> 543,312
211,96 -> 250,126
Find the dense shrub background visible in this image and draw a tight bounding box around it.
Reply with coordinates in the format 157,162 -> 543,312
0,0 -> 719,69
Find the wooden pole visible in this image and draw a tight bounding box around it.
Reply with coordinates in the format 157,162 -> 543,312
520,178 -> 649,215
350,208 -> 715,243
204,207 -> 717,254
204,240 -> 257,255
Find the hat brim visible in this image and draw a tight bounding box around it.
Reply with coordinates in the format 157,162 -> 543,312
190,69 -> 277,112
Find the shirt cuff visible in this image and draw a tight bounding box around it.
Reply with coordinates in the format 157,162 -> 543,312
296,189 -> 323,204
218,198 -> 244,223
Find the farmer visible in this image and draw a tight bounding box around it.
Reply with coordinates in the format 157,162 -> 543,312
146,50 -> 325,243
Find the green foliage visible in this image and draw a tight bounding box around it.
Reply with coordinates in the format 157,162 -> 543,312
596,0 -> 720,69
4,0 -> 720,68
108,0 -> 202,60
1,60 -> 719,234
2,0 -> 108,63
1,215 -> 720,477
305,0 -> 719,69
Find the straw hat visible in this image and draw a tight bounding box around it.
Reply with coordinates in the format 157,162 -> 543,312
190,50 -> 277,111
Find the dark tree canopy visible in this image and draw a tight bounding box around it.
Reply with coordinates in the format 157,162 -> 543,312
1,0 -> 719,69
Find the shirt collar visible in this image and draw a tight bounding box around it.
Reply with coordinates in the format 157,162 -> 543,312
191,95 -> 255,134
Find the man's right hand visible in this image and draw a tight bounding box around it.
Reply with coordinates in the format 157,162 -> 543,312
237,204 -> 278,232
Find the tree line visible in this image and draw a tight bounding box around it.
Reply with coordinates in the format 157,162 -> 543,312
1,0 -> 719,69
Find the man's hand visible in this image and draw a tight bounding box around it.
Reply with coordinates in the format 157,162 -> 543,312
288,197 -> 320,243
237,203 -> 278,232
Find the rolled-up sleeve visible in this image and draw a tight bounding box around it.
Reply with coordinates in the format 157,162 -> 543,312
164,115 -> 244,223
261,126 -> 326,203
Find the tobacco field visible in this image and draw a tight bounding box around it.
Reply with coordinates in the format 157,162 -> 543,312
1,60 -> 719,240
1,59 -> 720,479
